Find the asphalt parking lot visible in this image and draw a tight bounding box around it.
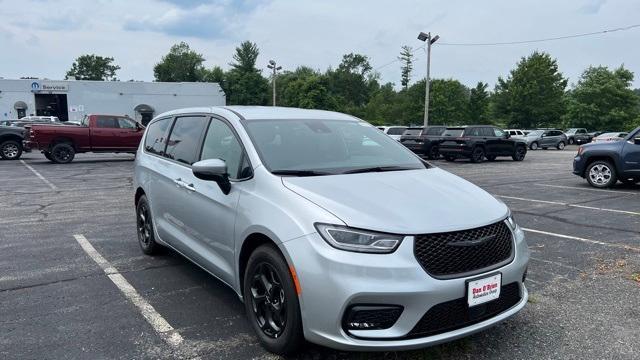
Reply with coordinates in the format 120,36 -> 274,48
1,147 -> 638,360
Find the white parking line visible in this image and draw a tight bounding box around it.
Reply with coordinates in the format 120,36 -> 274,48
522,228 -> 640,253
536,183 -> 638,195
72,234 -> 183,347
496,195 -> 640,216
20,160 -> 58,190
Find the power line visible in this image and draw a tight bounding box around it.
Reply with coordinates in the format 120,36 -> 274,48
438,24 -> 640,46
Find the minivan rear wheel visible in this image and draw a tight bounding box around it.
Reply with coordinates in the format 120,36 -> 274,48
243,244 -> 303,355
136,195 -> 161,255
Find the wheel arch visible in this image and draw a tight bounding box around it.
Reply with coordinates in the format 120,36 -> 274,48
49,137 -> 76,151
584,155 -> 617,176
0,134 -> 24,145
134,187 -> 146,206
238,232 -> 282,295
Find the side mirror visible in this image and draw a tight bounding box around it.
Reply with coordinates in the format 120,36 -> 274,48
192,159 -> 231,194
634,137 -> 640,145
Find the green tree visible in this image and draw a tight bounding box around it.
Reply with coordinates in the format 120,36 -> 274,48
493,51 -> 568,128
564,66 -> 639,131
224,41 -> 269,105
154,42 -> 206,82
469,82 -> 490,123
326,53 -> 379,113
429,79 -> 470,125
398,46 -> 414,89
65,54 -> 120,81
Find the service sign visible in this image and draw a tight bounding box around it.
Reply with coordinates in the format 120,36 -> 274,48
31,81 -> 68,92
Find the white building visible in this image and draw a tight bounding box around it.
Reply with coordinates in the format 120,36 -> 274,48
0,79 -> 225,125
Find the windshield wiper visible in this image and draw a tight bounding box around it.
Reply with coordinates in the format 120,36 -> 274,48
340,166 -> 418,174
271,170 -> 334,176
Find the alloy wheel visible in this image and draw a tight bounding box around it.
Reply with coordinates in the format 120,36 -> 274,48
137,202 -> 152,247
558,142 -> 565,150
530,142 -> 538,150
588,164 -> 612,186
514,147 -> 526,161
2,143 -> 19,159
53,147 -> 71,162
250,262 -> 287,339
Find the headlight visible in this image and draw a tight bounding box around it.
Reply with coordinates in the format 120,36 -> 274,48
315,224 -> 404,253
505,214 -> 518,232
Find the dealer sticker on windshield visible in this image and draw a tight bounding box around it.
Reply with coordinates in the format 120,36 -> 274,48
467,273 -> 501,307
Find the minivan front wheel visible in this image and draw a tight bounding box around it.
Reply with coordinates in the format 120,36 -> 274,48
244,244 -> 303,355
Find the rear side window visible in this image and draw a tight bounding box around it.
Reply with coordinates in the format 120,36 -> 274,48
425,127 -> 445,136
386,127 -> 406,135
118,118 -> 137,129
443,129 -> 464,137
144,118 -> 171,155
96,116 -> 119,128
403,128 -> 423,136
465,127 -> 483,137
164,116 -> 209,165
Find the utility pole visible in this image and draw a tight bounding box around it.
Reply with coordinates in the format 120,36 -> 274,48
417,32 -> 439,127
267,60 -> 282,106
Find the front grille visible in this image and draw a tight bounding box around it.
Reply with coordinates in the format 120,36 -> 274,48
407,282 -> 521,338
414,221 -> 513,278
343,305 -> 403,330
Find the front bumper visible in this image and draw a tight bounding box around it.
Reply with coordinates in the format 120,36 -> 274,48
280,226 -> 530,351
573,156 -> 586,177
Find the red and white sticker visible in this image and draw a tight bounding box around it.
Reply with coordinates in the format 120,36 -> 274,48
467,274 -> 501,307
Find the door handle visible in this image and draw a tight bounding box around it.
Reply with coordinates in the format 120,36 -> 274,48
173,178 -> 195,192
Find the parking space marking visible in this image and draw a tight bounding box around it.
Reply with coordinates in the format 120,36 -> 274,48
496,195 -> 640,216
535,183 -> 638,195
20,160 -> 58,191
522,228 -> 640,253
72,234 -> 184,348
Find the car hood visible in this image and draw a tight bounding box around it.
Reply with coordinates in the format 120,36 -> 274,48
282,168 -> 508,234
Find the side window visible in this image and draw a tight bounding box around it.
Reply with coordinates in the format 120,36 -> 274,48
118,118 -> 137,129
165,116 -> 209,165
493,128 -> 504,137
465,127 -> 482,137
144,118 -> 171,155
200,118 -> 248,179
96,116 -> 119,128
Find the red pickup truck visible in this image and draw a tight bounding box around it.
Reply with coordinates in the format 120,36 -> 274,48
25,114 -> 145,163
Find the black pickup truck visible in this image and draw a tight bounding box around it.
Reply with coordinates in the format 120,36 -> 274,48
0,125 -> 28,160
573,126 -> 640,188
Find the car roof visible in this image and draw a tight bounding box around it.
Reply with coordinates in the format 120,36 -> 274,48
155,106 -> 359,122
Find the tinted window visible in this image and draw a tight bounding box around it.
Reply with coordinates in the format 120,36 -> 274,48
387,127 -> 406,135
118,118 -> 137,129
165,116 -> 208,165
200,118 -> 247,179
465,127 -> 483,136
443,129 -> 464,137
403,128 -> 423,136
96,116 -> 119,128
144,118 -> 171,155
425,127 -> 445,136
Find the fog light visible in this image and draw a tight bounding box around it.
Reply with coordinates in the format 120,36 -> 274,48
343,305 -> 403,331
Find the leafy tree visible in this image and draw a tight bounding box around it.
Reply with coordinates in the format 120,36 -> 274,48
564,66 -> 639,131
429,79 -> 470,125
398,46 -> 414,89
469,82 -> 490,123
225,41 -> 269,105
326,53 -> 379,112
493,51 -> 567,128
65,54 -> 120,81
153,42 -> 206,82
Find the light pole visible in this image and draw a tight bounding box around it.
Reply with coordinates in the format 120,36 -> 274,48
267,60 -> 282,106
417,32 -> 439,127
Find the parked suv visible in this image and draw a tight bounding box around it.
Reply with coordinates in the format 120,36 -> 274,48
377,126 -> 407,141
565,128 -> 591,145
0,125 -> 28,160
524,130 -> 567,150
400,125 -> 447,159
573,126 -> 640,187
134,107 -> 529,355
439,126 -> 527,163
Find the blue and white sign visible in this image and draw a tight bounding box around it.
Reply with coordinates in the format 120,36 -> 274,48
31,82 -> 40,91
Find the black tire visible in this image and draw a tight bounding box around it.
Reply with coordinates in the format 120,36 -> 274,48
529,142 -> 539,150
486,155 -> 497,161
470,147 -> 485,163
512,146 -> 527,161
136,195 -> 161,255
50,143 -> 75,164
557,141 -> 565,150
0,140 -> 22,160
586,160 -> 617,188
44,152 -> 53,161
427,146 -> 439,160
444,155 -> 456,162
568,138 -> 575,145
243,244 -> 304,355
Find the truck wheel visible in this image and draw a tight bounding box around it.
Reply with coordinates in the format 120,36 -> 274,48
50,143 -> 75,164
557,141 -> 565,150
470,147 -> 485,163
512,146 -> 526,161
586,161 -> 617,188
0,140 -> 22,160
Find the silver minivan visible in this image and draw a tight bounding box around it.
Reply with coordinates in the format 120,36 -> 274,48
133,106 -> 529,354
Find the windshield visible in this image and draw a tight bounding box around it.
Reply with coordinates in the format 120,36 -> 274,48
527,130 -> 543,137
244,119 -> 425,174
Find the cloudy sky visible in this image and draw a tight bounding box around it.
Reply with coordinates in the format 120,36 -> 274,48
1,0 -> 639,88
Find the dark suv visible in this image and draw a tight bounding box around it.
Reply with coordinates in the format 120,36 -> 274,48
438,126 -> 528,163
400,126 -> 447,159
573,126 -> 640,188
